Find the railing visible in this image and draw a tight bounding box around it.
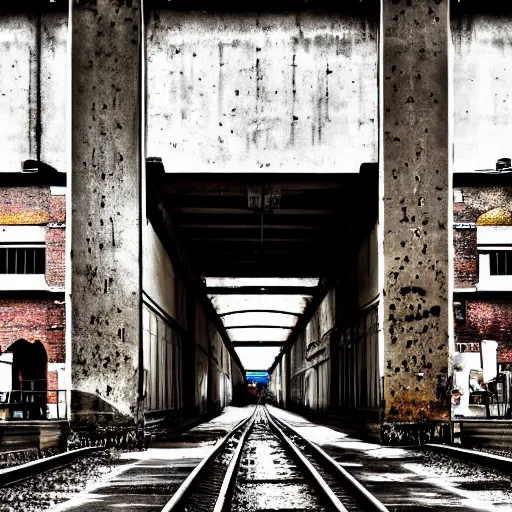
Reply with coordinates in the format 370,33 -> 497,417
0,390 -> 67,421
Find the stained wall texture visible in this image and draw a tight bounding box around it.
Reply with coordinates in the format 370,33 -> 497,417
71,1 -> 142,425
453,11 -> 512,173
288,287 -> 335,413
143,222 -> 178,319
0,13 -> 67,172
382,0 -> 450,426
147,9 -> 378,173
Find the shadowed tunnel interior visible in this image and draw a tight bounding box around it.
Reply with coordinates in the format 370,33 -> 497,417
146,165 -> 378,374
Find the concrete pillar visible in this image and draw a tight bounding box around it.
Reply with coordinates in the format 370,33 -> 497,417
71,0 -> 142,440
381,0 -> 451,444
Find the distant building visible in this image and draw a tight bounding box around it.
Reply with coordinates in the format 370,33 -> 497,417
453,171 -> 512,417
0,168 -> 67,421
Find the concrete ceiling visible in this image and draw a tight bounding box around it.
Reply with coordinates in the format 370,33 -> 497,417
159,173 -> 359,278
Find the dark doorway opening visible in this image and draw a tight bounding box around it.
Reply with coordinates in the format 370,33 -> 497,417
5,339 -> 48,419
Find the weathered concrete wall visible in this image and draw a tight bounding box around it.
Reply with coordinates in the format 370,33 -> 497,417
357,223 -> 379,308
71,1 -> 142,429
195,303 -> 209,415
230,355 -> 244,389
41,13 -> 68,172
147,9 -> 378,173
333,220 -> 380,414
209,324 -> 229,410
452,11 -> 512,173
0,15 -> 37,170
288,287 -> 335,414
382,0 -> 450,442
0,13 -> 67,172
142,304 -> 183,414
142,209 -> 242,417
143,222 -> 177,319
270,356 -> 288,408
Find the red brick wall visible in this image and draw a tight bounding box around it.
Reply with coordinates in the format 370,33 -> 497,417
0,186 -> 50,225
49,195 -> 66,225
46,228 -> 65,287
0,186 -> 67,396
453,186 -> 512,224
453,228 -> 477,287
0,299 -> 65,365
47,371 -> 59,401
456,300 -> 512,362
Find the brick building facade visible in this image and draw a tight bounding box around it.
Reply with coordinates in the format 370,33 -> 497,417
0,169 -> 66,419
454,173 -> 512,366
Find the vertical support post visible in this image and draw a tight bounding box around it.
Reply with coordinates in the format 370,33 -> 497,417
381,0 -> 451,444
71,0 -> 142,439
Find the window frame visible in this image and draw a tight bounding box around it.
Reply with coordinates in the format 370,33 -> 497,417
0,244 -> 46,275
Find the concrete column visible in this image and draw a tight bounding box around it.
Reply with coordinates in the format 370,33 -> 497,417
71,0 -> 142,438
381,0 -> 451,444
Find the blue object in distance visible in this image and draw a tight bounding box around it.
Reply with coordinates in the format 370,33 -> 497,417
246,371 -> 269,386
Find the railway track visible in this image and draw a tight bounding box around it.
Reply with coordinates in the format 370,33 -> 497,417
5,408 -> 512,511
161,405 -> 389,512
0,447 -> 100,487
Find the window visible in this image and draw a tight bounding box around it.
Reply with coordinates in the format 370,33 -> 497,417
489,251 -> 512,275
0,247 -> 45,274
454,301 -> 466,325
476,225 -> 512,290
453,188 -> 464,203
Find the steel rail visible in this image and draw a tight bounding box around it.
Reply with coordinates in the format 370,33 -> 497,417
212,407 -> 259,512
262,406 -> 349,512
265,406 -> 389,512
0,447 -> 100,487
160,407 -> 257,512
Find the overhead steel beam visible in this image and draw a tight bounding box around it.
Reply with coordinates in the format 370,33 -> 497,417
224,325 -> 292,330
187,238 -> 321,243
219,310 -> 301,317
178,207 -> 336,216
206,286 -> 317,295
148,0 -> 378,14
193,249 -> 321,256
232,341 -> 286,347
176,214 -> 330,227
181,224 -> 325,231
161,172 -> 360,186
196,263 -> 329,278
